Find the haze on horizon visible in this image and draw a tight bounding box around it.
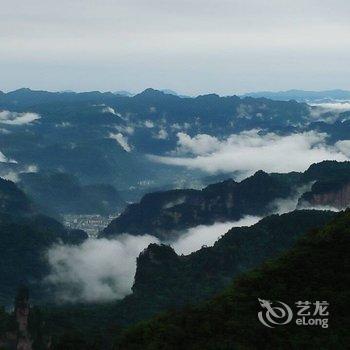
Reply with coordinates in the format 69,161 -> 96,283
1,0 -> 349,96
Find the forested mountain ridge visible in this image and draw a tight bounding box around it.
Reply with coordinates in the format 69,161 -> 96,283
34,210 -> 335,349
102,161 -> 350,238
114,209 -> 350,349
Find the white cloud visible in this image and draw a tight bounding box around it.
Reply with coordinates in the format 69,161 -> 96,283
169,215 -> 261,255
102,106 -> 122,117
144,120 -> 154,128
268,183 -> 314,215
150,130 -> 349,176
46,234 -> 159,302
0,151 -> 9,163
45,216 -> 262,302
115,125 -> 135,135
153,128 -> 168,140
311,101 -> 350,112
0,110 -> 40,125
0,150 -> 17,164
298,203 -> 341,212
55,121 -> 71,128
174,132 -> 221,155
1,164 -> 38,182
309,102 -> 350,122
109,132 -> 132,152
334,140 -> 350,156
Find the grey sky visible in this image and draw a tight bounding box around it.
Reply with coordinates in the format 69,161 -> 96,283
1,0 -> 349,95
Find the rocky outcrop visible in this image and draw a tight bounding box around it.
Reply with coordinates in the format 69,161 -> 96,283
102,161 -> 350,239
15,288 -> 32,350
0,288 -> 32,350
299,181 -> 350,209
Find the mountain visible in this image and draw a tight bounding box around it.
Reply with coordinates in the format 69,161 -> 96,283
243,89 -> 350,102
0,177 -> 34,216
102,161 -> 350,239
36,210 -> 334,348
102,170 -> 302,239
0,88 -> 116,108
114,208 -> 350,349
18,171 -> 125,216
0,178 -> 88,305
1,88 -> 317,201
297,161 -> 350,209
0,213 -> 87,305
130,210 -> 335,312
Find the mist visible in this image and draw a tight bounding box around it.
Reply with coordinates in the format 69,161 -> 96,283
150,130 -> 349,176
46,216 -> 261,302
169,215 -> 261,255
46,234 -> 159,302
0,110 -> 40,125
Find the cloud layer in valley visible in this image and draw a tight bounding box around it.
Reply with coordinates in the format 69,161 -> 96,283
109,132 -> 132,152
46,234 -> 159,302
170,215 -> 261,255
46,215 -> 261,302
0,150 -> 17,164
150,130 -> 349,176
0,110 -> 40,125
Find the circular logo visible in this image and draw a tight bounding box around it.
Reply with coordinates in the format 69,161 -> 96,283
258,298 -> 293,328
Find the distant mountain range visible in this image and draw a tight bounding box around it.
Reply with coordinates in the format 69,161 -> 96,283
1,87 -> 350,210
0,87 -> 318,204
242,89 -> 350,102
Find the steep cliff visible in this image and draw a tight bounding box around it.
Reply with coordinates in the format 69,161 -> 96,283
300,180 -> 350,209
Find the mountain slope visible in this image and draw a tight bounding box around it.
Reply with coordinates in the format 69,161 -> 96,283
0,177 -> 34,216
0,178 -> 88,305
115,209 -> 350,349
39,210 -> 334,348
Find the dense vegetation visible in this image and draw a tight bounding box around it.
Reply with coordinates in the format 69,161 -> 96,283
114,209 -> 350,349
34,210 -> 335,349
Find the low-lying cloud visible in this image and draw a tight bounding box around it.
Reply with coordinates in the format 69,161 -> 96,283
311,101 -> 350,112
150,130 -> 349,176
0,110 -> 41,125
46,234 -> 159,302
0,150 -> 17,164
46,215 -> 261,302
309,102 -> 350,122
1,164 -> 38,182
109,132 -> 132,152
169,215 -> 261,255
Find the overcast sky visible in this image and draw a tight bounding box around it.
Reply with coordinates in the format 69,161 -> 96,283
1,0 -> 349,95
